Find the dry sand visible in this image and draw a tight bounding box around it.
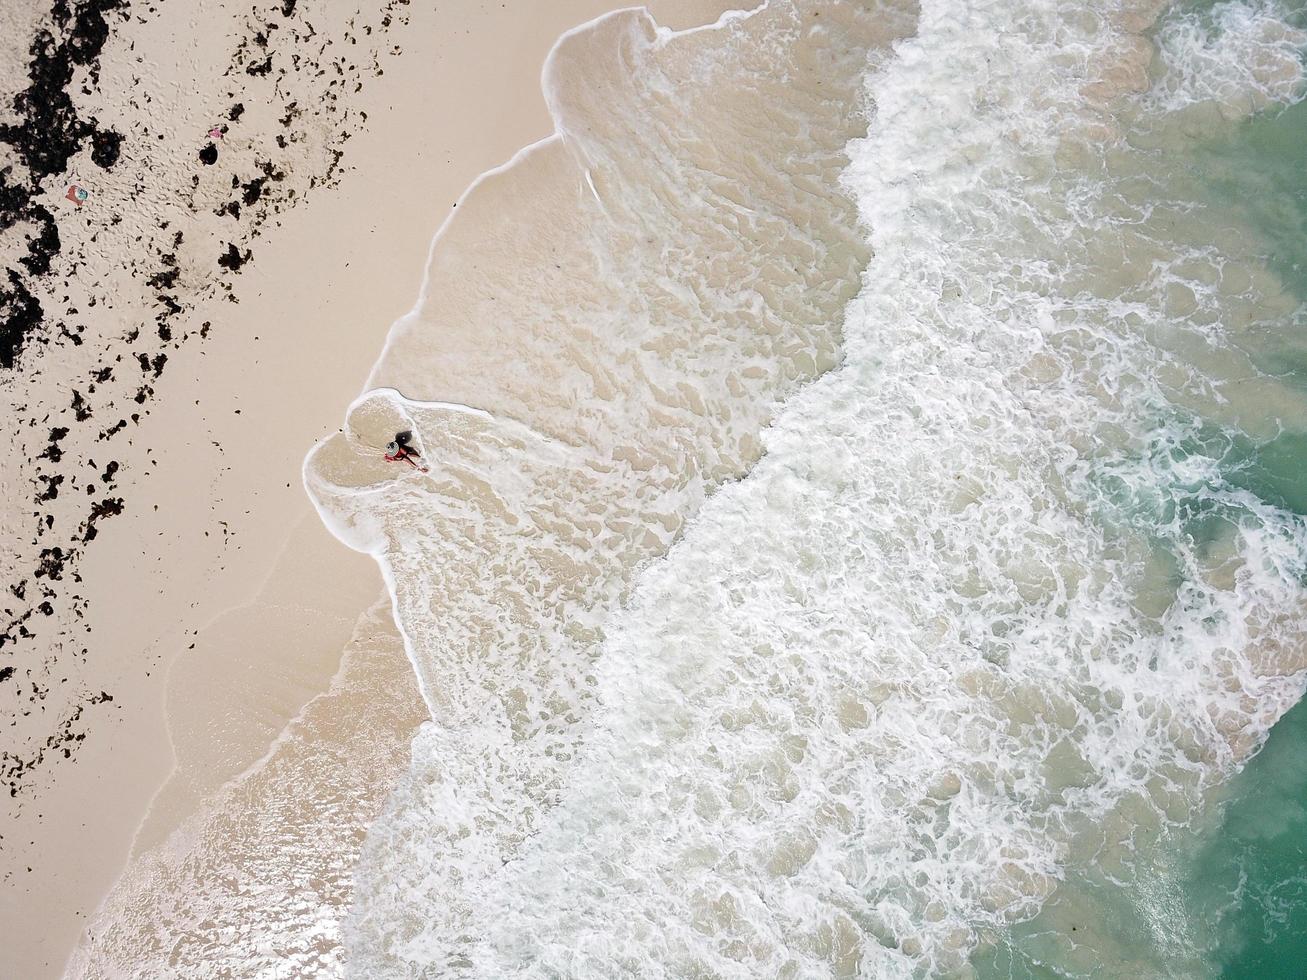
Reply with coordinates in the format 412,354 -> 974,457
0,1 -> 747,976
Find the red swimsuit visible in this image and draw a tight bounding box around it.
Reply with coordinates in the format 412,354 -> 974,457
385,448 -> 421,468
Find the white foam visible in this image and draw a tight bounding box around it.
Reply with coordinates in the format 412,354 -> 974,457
328,0 -> 1307,976
1148,1 -> 1307,118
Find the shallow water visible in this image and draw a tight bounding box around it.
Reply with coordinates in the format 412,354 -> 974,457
300,0 -> 1307,976
65,601 -> 428,978
1189,694 -> 1307,978
977,25 -> 1307,974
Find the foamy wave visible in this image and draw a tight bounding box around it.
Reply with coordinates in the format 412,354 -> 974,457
306,3 -> 918,975
311,0 -> 1307,976
63,600 -> 426,980
1149,1 -> 1307,118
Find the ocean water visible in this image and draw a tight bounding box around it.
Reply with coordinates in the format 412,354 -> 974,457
65,600 -> 428,979
303,0 -> 1307,977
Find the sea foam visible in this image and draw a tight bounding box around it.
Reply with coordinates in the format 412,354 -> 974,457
308,0 -> 1307,976
1148,0 -> 1307,117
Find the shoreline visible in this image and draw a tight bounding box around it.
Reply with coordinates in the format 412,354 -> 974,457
0,2 -> 751,977
299,1 -> 906,970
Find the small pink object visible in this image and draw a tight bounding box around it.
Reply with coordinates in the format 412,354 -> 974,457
66,184 -> 88,205
208,127 -> 224,139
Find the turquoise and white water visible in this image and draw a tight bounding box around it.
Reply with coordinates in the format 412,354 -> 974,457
301,0 -> 1307,976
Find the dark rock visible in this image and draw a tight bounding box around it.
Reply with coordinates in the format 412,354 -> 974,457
90,128 -> 122,168
218,242 -> 250,271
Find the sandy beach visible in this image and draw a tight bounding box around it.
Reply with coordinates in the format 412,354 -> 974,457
1,1 -> 743,976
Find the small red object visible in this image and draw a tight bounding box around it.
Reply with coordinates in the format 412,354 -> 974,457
385,449 -> 421,469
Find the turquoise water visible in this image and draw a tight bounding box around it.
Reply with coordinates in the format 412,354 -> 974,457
977,11 -> 1307,973
980,696 -> 1307,978
1193,87 -> 1307,971
1157,47 -> 1307,979
1195,695 -> 1307,977
1194,84 -> 1307,301
1193,95 -> 1307,390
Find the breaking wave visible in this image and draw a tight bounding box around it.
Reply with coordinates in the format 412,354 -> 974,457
303,0 -> 1307,976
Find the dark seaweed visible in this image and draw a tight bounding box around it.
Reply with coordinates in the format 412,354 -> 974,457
218,242 -> 251,270
0,0 -> 129,369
